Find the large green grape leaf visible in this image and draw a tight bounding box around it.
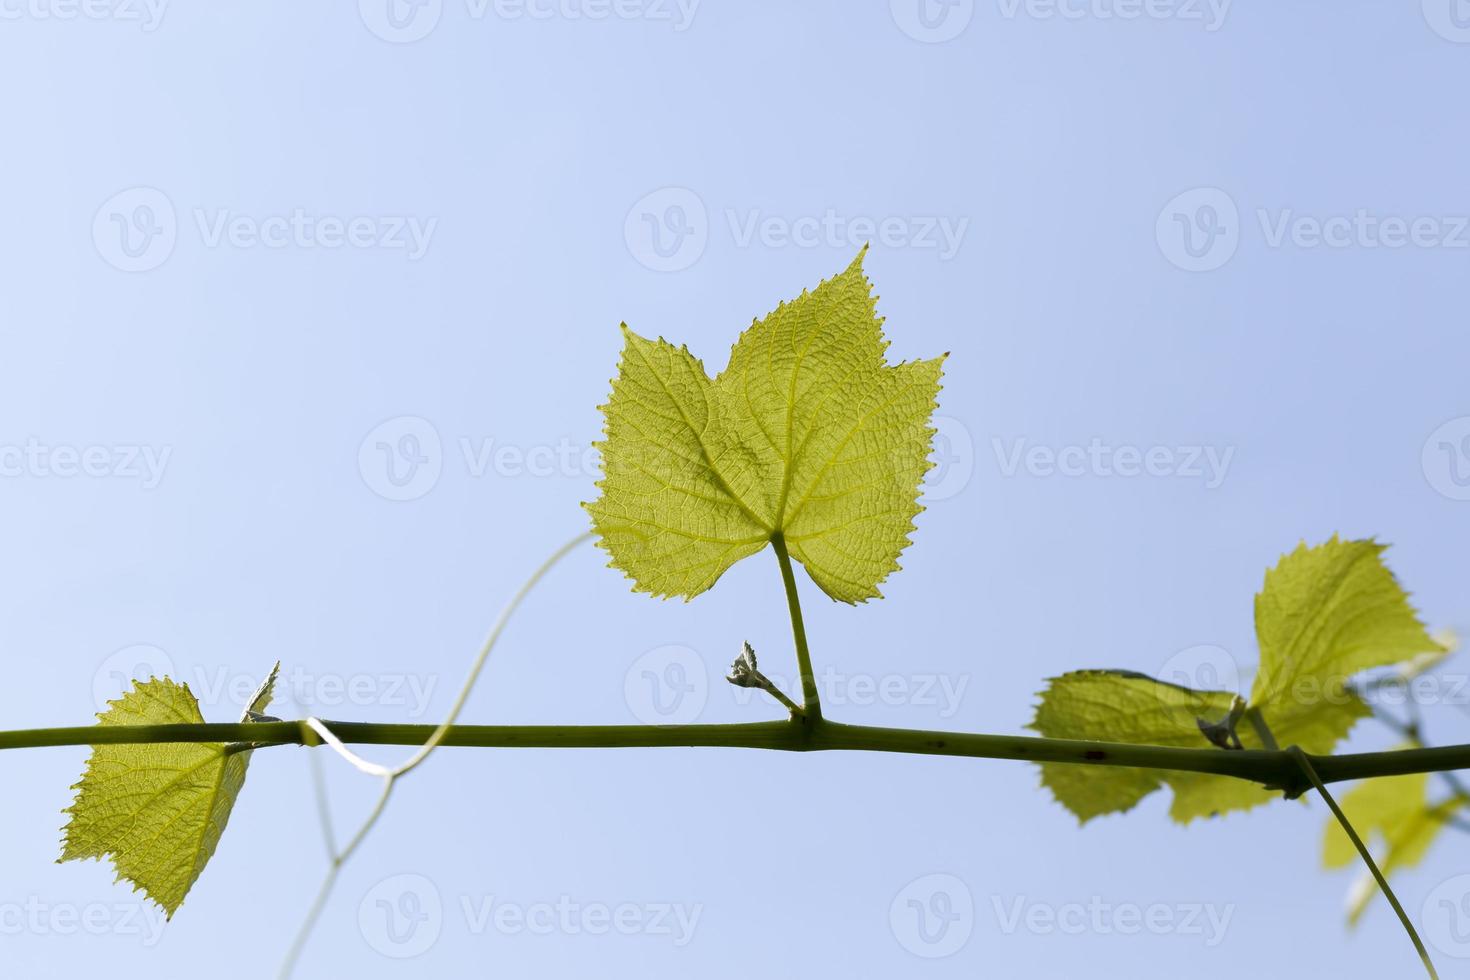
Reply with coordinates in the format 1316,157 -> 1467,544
584,249 -> 946,603
1032,538 -> 1439,823
59,663 -> 279,917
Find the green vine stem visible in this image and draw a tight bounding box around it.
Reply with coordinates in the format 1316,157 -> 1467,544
771,531 -> 821,723
1288,746 -> 1439,980
15,719 -> 1470,794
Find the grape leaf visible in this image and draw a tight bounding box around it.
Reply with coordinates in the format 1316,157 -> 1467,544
1321,767 -> 1457,925
1032,538 -> 1438,823
59,662 -> 279,917
584,249 -> 946,602
1031,670 -> 1239,822
1251,538 -> 1437,707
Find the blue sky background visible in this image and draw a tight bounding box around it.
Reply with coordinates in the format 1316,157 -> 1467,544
2,1 -> 1470,977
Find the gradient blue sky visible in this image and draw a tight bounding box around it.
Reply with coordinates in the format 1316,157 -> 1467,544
3,2 -> 1470,977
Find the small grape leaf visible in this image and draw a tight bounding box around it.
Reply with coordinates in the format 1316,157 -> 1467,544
1032,538 -> 1439,823
584,248 -> 946,603
59,662 -> 280,918
1321,767 -> 1457,925
1250,538 -> 1438,707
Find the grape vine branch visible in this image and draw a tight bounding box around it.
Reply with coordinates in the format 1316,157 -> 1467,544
29,254 -> 1464,978
7,719 -> 1470,793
